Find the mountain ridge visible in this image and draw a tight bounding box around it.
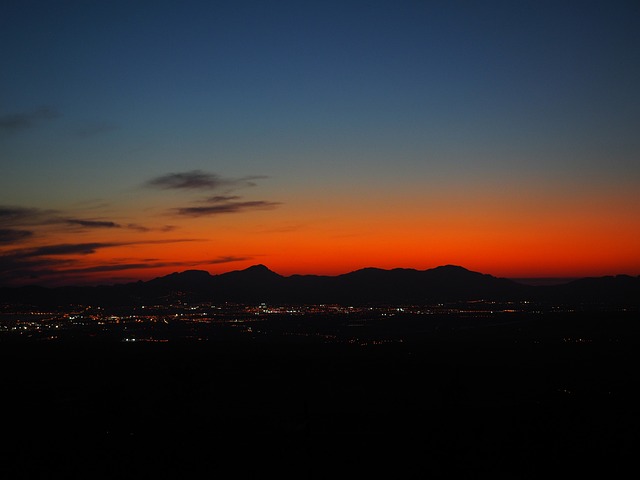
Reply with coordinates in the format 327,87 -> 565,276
0,264 -> 638,308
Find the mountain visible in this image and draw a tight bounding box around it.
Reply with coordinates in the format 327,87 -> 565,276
0,265 -> 638,308
533,274 -> 640,305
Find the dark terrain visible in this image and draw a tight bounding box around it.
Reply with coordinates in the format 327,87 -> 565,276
2,264 -> 639,307
2,308 -> 640,479
2,265 -> 639,478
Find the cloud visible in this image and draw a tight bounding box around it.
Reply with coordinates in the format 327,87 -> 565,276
143,172 -> 280,218
0,206 -> 107,229
204,195 -> 242,203
175,201 -> 280,217
60,254 -> 250,275
0,205 -> 155,232
203,255 -> 251,265
0,229 -> 33,244
0,239 -> 200,285
23,242 -> 118,257
4,239 -> 198,262
0,247 -> 250,285
0,242 -> 108,274
60,261 -> 185,274
124,223 -> 178,233
0,106 -> 60,132
146,170 -> 268,191
0,256 -> 76,283
0,206 -> 55,226
64,218 -> 167,232
237,175 -> 268,188
125,223 -> 150,232
0,206 -> 32,220
66,219 -> 121,229
147,170 -> 227,190
139,238 -> 201,246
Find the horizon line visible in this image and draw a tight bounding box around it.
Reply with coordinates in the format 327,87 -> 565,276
2,263 -> 637,289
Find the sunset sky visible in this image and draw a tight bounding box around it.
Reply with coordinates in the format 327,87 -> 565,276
2,0 -> 639,286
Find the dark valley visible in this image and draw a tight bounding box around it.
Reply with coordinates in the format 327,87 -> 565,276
2,266 -> 639,478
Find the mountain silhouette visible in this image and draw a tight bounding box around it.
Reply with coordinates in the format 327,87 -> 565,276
0,265 -> 638,308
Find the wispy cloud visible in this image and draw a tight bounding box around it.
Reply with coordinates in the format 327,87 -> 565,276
0,106 -> 60,132
60,261 -> 187,275
144,171 -> 280,218
147,170 -> 228,190
4,238 -> 198,259
204,195 -> 242,203
65,219 -> 121,229
146,170 -> 267,191
0,168 -> 277,284
0,206 -> 33,220
0,205 -> 163,234
0,256 -> 76,283
125,223 -> 150,232
202,255 -> 251,265
0,206 -> 55,226
175,201 -> 280,217
0,239 -> 199,284
13,242 -> 120,258
0,229 -> 33,244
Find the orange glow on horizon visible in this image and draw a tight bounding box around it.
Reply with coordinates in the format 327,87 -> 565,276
45,209 -> 639,286
3,179 -> 639,286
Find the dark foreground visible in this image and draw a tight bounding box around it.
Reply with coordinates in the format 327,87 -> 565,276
2,310 -> 640,478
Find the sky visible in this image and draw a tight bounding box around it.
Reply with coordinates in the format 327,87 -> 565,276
1,0 -> 639,286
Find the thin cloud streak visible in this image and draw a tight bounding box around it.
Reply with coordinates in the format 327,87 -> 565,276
66,219 -> 121,229
0,229 -> 33,244
0,206 -> 56,226
175,201 -> 280,217
0,106 -> 60,131
204,195 -> 242,203
2,239 -> 199,263
146,170 -> 268,191
0,257 -> 75,283
147,170 -> 227,190
61,261 -> 187,274
202,255 -> 251,265
27,243 -> 112,256
125,223 -> 150,232
0,204 -> 163,233
0,239 -> 201,284
53,255 -> 251,277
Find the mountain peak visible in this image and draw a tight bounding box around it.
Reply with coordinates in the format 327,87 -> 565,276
243,264 -> 273,273
221,264 -> 282,279
431,264 -> 470,272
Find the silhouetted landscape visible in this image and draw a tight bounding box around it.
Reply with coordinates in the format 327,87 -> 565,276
5,0 -> 640,477
2,264 -> 639,307
2,265 -> 639,478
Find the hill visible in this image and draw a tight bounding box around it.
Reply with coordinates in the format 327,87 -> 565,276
1,265 -> 638,308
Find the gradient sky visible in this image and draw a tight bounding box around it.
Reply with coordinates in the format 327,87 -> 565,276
1,0 -> 639,286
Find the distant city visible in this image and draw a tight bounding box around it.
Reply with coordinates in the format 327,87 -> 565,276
3,265 -> 639,478
0,298 -> 630,344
